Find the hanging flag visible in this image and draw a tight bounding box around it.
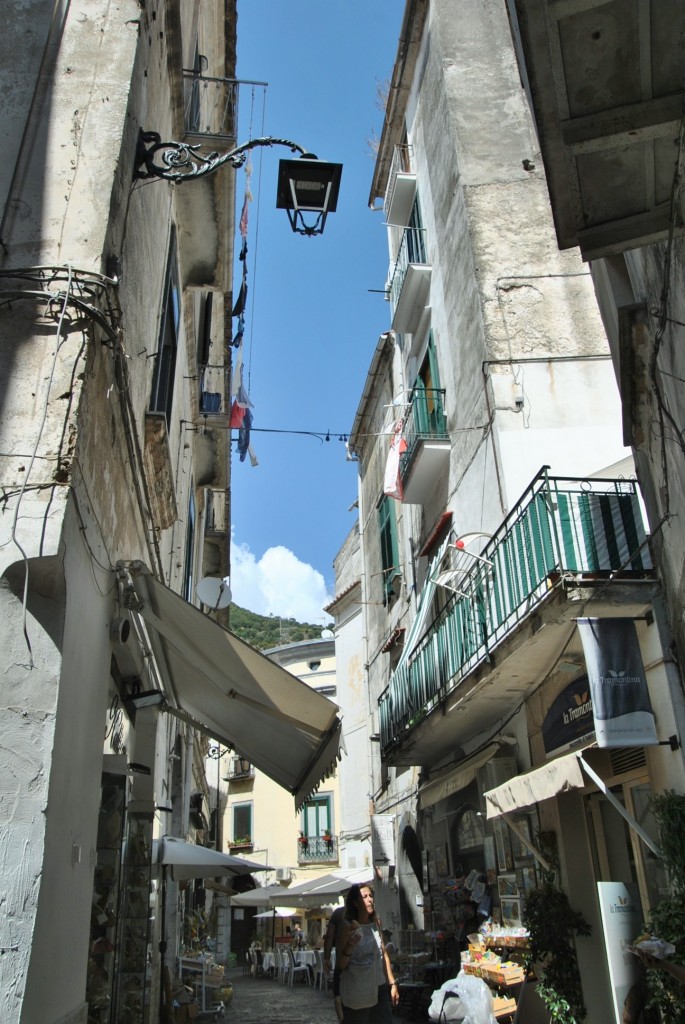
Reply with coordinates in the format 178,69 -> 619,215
383,418 -> 407,501
577,617 -> 658,747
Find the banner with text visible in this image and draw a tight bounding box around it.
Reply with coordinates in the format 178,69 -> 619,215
577,617 -> 658,747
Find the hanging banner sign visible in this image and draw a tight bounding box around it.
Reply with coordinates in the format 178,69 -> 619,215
577,618 -> 658,748
371,814 -> 395,867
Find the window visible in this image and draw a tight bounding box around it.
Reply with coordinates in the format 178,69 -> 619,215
232,802 -> 252,844
378,495 -> 400,600
150,228 -> 180,423
406,195 -> 426,264
302,795 -> 331,838
413,331 -> 446,436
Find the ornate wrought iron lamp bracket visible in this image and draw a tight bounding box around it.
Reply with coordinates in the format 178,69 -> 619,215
135,130 -> 310,183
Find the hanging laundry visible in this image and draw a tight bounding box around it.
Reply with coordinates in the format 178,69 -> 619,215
231,314 -> 245,348
238,408 -> 253,462
229,400 -> 246,428
384,418 -> 407,501
200,364 -> 223,415
231,278 -> 247,318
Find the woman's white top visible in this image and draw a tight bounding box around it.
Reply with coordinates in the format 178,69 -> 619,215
339,923 -> 386,1009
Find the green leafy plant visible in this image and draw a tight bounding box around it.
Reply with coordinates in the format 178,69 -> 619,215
644,791 -> 685,1024
523,833 -> 591,1024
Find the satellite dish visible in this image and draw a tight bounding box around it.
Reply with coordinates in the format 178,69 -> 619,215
196,577 -> 232,610
321,628 -> 334,639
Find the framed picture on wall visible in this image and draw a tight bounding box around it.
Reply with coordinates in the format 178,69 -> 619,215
501,898 -> 521,928
497,874 -> 519,899
510,817 -> 533,862
435,843 -> 449,877
518,865 -> 537,894
493,818 -> 513,872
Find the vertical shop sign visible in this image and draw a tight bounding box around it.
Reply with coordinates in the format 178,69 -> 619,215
597,882 -> 643,1024
577,618 -> 658,747
371,814 -> 395,867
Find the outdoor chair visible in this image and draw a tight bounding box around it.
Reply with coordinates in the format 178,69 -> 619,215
287,947 -> 311,987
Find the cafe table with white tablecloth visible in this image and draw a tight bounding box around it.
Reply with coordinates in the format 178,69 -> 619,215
260,948 -> 318,976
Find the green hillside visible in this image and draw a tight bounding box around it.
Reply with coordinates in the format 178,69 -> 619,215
228,604 -> 329,651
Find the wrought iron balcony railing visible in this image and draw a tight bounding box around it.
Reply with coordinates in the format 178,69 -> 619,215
183,72 -> 239,141
226,757 -> 254,781
400,386 -> 448,477
379,469 -> 653,752
296,835 -> 339,864
388,226 -> 428,311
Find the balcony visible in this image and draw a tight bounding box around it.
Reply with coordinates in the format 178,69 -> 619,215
228,838 -> 254,853
226,756 -> 254,781
388,227 -> 431,334
296,835 -> 339,865
175,75 -> 240,290
199,364 -> 230,420
183,72 -> 239,142
379,469 -> 657,765
400,387 -> 450,504
384,145 -> 417,227
205,487 -> 229,537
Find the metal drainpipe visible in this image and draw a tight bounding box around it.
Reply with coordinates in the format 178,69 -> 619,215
182,728 -> 194,835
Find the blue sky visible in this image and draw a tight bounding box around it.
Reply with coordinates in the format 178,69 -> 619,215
229,1 -> 402,622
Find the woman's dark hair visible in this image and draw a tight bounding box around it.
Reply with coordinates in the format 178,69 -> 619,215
345,883 -> 375,922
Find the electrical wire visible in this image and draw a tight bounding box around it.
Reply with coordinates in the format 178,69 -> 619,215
4,264 -> 74,667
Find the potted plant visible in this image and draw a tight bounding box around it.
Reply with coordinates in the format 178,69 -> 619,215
323,828 -> 333,845
298,831 -> 308,847
522,833 -> 591,1024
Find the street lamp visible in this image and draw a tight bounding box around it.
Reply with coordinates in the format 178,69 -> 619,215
135,131 -> 343,236
207,744 -> 232,852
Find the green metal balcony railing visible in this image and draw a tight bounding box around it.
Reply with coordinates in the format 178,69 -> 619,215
400,386 -> 448,479
379,469 -> 653,753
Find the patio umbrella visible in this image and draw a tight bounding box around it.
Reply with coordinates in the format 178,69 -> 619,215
254,907 -> 298,918
254,906 -> 299,945
155,837 -> 268,1019
231,883 -> 289,907
281,868 -> 374,907
156,836 -> 269,881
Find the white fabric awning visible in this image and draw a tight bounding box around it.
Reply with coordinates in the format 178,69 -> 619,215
485,747 -> 661,856
485,749 -> 587,818
124,563 -> 342,809
418,743 -> 500,809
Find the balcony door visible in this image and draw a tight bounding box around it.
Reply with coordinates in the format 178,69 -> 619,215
413,334 -> 444,435
303,796 -> 331,838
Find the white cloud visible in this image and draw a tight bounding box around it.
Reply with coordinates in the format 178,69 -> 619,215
230,541 -> 333,623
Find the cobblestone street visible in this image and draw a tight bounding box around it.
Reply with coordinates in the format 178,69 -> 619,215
222,969 -> 416,1024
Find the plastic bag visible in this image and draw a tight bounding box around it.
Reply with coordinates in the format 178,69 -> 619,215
455,972 -> 495,1024
428,970 -> 495,1024
428,975 -> 465,1021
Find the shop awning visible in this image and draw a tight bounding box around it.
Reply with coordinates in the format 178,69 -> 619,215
123,563 -> 342,809
484,749 -> 587,819
418,743 -> 500,810
485,747 -> 660,857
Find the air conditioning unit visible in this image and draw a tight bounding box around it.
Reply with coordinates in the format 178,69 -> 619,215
275,867 -> 292,883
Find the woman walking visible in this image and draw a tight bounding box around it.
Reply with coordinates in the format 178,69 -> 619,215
336,884 -> 400,1023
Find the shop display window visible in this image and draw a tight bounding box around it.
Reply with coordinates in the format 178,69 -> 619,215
87,773 -> 126,1023
114,812 -> 154,1024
